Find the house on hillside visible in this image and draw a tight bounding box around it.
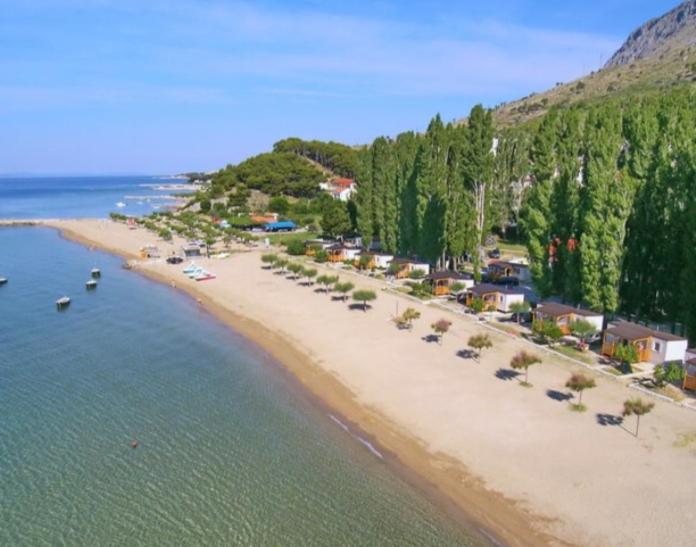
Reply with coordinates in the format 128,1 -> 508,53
533,302 -> 604,335
388,257 -> 430,279
424,271 -> 474,296
462,283 -> 525,312
319,177 -> 356,201
487,260 -> 531,283
601,321 -> 688,365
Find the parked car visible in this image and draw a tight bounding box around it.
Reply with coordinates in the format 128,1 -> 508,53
167,256 -> 184,264
488,248 -> 501,259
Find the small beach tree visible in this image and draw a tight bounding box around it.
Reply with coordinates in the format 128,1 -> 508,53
510,351 -> 542,387
402,308 -> 421,329
334,281 -> 354,301
204,235 -> 216,257
533,319 -> 563,346
275,257 -> 288,273
509,301 -> 531,324
287,262 -> 303,280
261,253 -> 278,268
565,373 -> 597,411
467,334 -> 493,362
303,268 -> 318,285
569,319 -> 597,350
622,398 -> 655,437
316,274 -> 338,293
352,289 -> 376,311
430,319 -> 452,344
469,296 -> 485,314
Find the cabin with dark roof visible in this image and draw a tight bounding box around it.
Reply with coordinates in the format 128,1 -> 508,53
463,283 -> 525,312
424,271 -> 473,296
388,257 -> 430,279
487,260 -> 531,283
533,302 -> 604,335
601,321 -> 688,364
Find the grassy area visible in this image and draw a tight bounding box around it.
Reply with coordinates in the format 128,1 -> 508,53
494,241 -> 527,256
554,345 -> 595,365
266,230 -> 319,245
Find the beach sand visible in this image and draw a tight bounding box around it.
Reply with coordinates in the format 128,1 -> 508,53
40,219 -> 696,547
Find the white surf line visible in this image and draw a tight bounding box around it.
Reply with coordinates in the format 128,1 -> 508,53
328,414 -> 384,460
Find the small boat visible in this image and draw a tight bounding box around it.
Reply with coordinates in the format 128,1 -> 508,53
186,267 -> 205,278
56,296 -> 71,309
182,262 -> 199,274
86,280 -> 97,290
0,277 -> 7,285
91,268 -> 101,278
195,273 -> 216,282
115,201 -> 126,208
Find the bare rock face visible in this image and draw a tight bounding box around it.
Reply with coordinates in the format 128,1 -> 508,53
604,0 -> 696,68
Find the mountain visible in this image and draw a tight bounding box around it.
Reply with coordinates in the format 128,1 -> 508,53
605,0 -> 696,68
489,1 -> 696,127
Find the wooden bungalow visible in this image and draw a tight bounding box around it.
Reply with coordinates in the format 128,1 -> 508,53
601,321 -> 688,364
462,283 -> 525,312
533,302 -> 604,335
304,239 -> 335,256
326,244 -> 361,263
388,257 -> 430,279
684,350 -> 696,391
356,251 -> 394,270
424,271 -> 474,296
487,260 -> 531,283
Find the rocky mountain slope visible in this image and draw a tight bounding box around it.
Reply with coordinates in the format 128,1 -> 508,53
488,1 -> 696,127
605,0 -> 696,68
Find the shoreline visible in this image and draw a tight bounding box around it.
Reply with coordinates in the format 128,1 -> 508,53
11,218 -> 696,547
45,221 -> 552,547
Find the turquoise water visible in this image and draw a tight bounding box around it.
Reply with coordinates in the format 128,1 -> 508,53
0,176 -> 192,219
0,227 -> 486,546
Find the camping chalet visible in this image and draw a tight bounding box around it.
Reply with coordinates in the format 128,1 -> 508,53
601,321 -> 688,365
487,260 -> 531,283
463,283 -> 525,312
388,257 -> 430,279
424,271 -> 474,296
533,302 -> 604,335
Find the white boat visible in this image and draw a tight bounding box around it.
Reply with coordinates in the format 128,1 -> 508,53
91,268 -> 101,278
86,280 -> 97,289
56,296 -> 71,308
182,262 -> 199,274
187,268 -> 205,279
115,202 -> 126,208
0,277 -> 7,285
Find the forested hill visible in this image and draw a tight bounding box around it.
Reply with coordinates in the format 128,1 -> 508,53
273,138 -> 360,179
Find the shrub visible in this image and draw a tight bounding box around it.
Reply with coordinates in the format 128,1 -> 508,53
352,289 -> 377,311
565,373 -> 596,410
286,239 -> 306,256
314,249 -> 328,263
408,269 -> 425,280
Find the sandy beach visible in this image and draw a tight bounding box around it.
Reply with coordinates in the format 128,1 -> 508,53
33,219 -> 696,547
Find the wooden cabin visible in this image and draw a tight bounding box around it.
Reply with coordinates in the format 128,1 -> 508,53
487,260 -> 531,283
304,239 -> 335,256
601,321 -> 688,364
326,244 -> 361,263
463,283 -> 525,312
424,271 -> 474,296
356,251 -> 394,270
684,350 -> 696,390
533,302 -> 604,335
388,257 -> 430,279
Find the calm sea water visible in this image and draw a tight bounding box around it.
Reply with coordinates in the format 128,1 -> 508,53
0,227 -> 485,546
0,176 -> 192,219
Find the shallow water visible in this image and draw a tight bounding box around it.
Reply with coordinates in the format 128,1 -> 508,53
0,227 -> 486,546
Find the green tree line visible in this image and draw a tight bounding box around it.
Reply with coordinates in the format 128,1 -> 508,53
273,137 -> 359,178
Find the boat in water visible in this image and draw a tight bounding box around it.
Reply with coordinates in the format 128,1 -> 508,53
0,277 -> 7,285
91,268 -> 101,278
56,296 -> 71,309
86,280 -> 97,290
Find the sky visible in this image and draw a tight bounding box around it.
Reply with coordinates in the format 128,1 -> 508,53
0,0 -> 681,175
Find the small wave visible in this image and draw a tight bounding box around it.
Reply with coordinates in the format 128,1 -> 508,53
328,414 -> 383,459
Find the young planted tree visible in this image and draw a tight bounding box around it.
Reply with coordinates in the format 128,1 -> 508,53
316,274 -> 339,293
532,319 -> 563,346
402,308 -> 421,330
569,319 -> 597,348
303,268 -> 318,285
467,334 -> 493,362
287,262 -> 304,280
275,257 -> 288,273
509,301 -> 531,324
510,351 -> 542,387
353,289 -> 377,311
431,319 -> 452,344
622,398 -> 655,437
334,281 -> 354,301
613,344 -> 639,374
565,373 -> 597,411
469,296 -> 485,314
261,253 -> 278,268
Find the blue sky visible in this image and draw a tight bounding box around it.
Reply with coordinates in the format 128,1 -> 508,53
0,0 -> 679,175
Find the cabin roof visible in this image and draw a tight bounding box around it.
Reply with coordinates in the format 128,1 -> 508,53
425,271 -> 472,281
536,302 -> 602,318
390,257 -> 428,265
488,260 -> 529,270
469,283 -> 523,296
605,321 -> 686,342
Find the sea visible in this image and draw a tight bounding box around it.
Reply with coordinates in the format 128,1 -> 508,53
0,178 -> 487,546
